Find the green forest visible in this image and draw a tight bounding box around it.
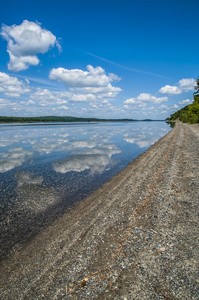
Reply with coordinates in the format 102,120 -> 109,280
167,78 -> 199,124
0,115 -> 137,123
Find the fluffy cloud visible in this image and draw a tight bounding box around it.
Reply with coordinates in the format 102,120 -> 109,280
178,78 -> 196,91
178,99 -> 193,105
159,85 -> 181,95
48,66 -> 122,104
124,93 -> 168,105
30,88 -> 68,106
27,100 -> 35,105
0,64 -> 121,115
1,20 -> 61,71
70,84 -> 122,98
159,78 -> 195,95
30,88 -> 97,105
0,98 -> 15,107
57,105 -> 69,110
0,72 -> 30,98
69,93 -> 97,102
30,88 -> 60,101
49,65 -> 121,88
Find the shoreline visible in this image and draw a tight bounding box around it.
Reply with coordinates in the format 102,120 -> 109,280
1,122 -> 198,299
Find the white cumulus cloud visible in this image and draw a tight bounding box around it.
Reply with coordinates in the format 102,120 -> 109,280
159,85 -> 181,95
49,65 -> 122,104
178,99 -> 193,105
69,93 -> 97,102
1,20 -> 61,71
178,78 -> 196,91
159,78 -> 196,95
124,93 -> 168,105
0,72 -> 30,98
0,98 -> 15,107
30,87 -> 99,105
49,65 -> 121,88
57,105 -> 69,110
30,88 -> 68,106
70,84 -> 122,98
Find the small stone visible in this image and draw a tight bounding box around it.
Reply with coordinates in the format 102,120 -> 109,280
80,280 -> 87,287
159,247 -> 166,252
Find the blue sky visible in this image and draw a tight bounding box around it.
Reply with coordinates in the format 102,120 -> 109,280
0,0 -> 198,119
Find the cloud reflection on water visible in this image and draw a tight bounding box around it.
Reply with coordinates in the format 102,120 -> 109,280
15,171 -> 43,187
0,122 -> 171,260
123,126 -> 168,148
0,147 -> 33,173
124,137 -> 154,148
53,154 -> 110,174
0,123 -> 169,174
53,142 -> 121,174
16,184 -> 59,213
14,171 -> 59,213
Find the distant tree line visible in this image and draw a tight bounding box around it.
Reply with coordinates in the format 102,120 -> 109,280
167,77 -> 199,124
0,115 -> 138,123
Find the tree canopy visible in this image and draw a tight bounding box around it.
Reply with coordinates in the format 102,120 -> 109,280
167,77 -> 199,124
0,116 -> 138,124
194,77 -> 199,99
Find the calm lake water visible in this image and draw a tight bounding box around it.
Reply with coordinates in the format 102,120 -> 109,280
0,121 -> 171,260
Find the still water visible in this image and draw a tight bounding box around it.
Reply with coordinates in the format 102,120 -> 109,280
0,121 -> 170,260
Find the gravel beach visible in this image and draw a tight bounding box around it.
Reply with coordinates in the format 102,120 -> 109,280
1,122 -> 198,299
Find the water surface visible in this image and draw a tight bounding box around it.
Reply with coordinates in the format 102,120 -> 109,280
0,121 -> 170,260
